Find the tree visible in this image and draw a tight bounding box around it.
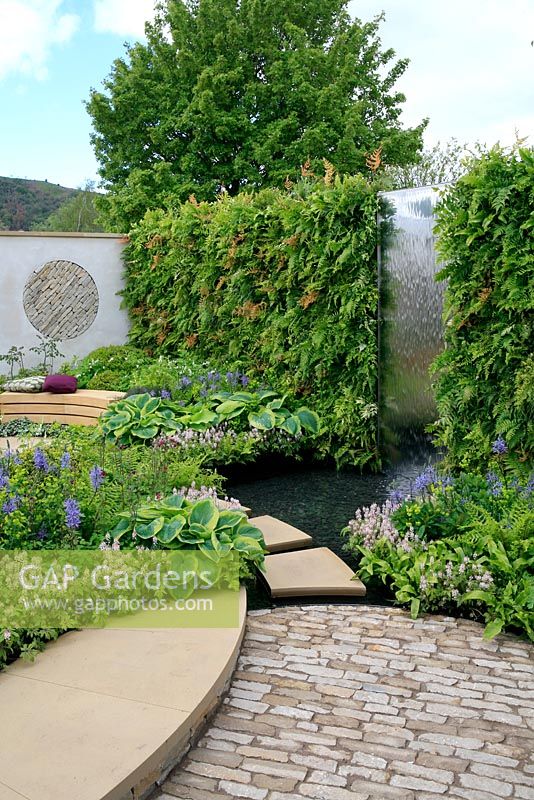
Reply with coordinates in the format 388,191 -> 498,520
383,139 -> 469,190
39,181 -> 104,232
87,0 -> 427,231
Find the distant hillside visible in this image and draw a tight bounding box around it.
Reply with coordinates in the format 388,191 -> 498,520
0,177 -> 77,231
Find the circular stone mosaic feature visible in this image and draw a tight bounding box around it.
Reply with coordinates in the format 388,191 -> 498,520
23,260 -> 99,340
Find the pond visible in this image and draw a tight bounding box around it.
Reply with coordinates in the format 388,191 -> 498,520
227,435 -> 440,609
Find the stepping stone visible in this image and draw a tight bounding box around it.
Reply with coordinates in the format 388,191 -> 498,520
250,514 -> 313,553
263,547 -> 366,598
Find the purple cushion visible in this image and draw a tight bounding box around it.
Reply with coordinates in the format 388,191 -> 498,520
43,374 -> 78,394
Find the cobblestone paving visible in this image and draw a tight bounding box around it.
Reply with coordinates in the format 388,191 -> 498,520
156,605 -> 534,800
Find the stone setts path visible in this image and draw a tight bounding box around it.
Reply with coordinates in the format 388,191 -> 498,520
155,604 -> 534,800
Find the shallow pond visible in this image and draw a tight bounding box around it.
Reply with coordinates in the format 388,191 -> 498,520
227,436 -> 440,609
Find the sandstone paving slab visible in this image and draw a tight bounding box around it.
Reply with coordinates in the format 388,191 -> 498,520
0,673 -> 189,800
263,547 -> 366,597
153,604 -> 534,800
250,514 -> 313,553
0,781 -> 29,800
1,589 -> 247,800
8,620 -> 242,716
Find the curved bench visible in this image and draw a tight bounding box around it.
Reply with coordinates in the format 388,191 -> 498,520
0,389 -> 123,426
0,589 -> 247,800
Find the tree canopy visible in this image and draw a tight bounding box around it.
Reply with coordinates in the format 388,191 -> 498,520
87,0 -> 426,231
38,181 -> 104,232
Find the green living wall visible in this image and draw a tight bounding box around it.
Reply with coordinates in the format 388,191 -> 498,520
123,175 -> 380,467
432,146 -> 534,471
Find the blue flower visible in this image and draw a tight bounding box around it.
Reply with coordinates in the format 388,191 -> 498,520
486,471 -> 503,496
33,448 -> 49,472
36,527 -> 48,540
160,389 -> 171,399
414,466 -> 437,493
2,495 -> 20,514
89,465 -> 104,491
180,376 -> 192,388
0,468 -> 9,490
389,489 -> 404,505
491,436 -> 507,455
240,375 -> 250,387
64,498 -> 81,530
60,451 -> 71,470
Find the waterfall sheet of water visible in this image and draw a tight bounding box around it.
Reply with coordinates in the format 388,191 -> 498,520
379,185 -> 448,439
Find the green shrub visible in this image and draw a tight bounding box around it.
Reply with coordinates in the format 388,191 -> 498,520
62,345 -> 151,390
123,175 -> 379,467
100,390 -> 319,452
109,495 -> 267,576
342,465 -> 534,640
431,145 -> 534,471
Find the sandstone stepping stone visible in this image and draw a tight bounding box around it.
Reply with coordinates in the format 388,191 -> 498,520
250,514 -> 313,553
263,547 -> 366,598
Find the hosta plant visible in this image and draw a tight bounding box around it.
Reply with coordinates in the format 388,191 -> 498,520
100,393 -> 182,444
100,390 -> 320,446
210,389 -> 320,436
108,495 -> 267,574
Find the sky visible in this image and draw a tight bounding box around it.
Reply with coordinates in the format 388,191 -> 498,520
0,0 -> 532,189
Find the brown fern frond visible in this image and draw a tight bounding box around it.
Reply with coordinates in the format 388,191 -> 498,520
283,234 -> 299,247
185,333 -> 199,348
235,301 -> 264,320
146,234 -> 163,249
188,194 -> 199,206
301,158 -> 314,177
323,159 -> 336,186
366,145 -> 383,173
284,175 -> 294,190
299,290 -> 320,309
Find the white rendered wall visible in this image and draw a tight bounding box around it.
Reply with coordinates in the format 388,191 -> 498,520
0,232 -> 130,373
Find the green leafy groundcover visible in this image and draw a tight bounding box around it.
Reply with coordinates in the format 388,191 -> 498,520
431,145 -> 534,471
123,175 -> 380,467
0,430 -> 253,667
342,464 -> 534,641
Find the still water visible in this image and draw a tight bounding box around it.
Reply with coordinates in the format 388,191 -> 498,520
227,438 -> 439,609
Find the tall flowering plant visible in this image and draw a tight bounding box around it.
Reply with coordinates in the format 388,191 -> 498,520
0,444 -> 107,548
342,459 -> 533,640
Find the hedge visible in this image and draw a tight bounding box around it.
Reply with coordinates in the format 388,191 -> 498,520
432,146 -> 534,471
122,175 -> 380,467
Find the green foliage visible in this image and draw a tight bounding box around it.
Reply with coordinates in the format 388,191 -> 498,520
100,390 -> 319,447
0,176 -> 76,231
0,346 -> 25,379
0,419 -> 63,438
383,138 -> 469,190
62,345 -> 151,390
0,628 -> 65,668
431,145 -> 534,471
100,393 -> 182,444
342,468 -> 534,640
110,495 -> 267,573
87,0 -> 425,230
0,430 -> 219,549
123,175 -> 379,466
39,181 -> 104,233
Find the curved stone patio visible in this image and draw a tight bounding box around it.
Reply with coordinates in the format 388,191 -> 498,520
154,604 -> 534,800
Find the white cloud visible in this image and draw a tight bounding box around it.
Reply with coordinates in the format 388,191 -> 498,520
0,0 -> 79,81
93,0 -> 158,39
348,0 -> 534,148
